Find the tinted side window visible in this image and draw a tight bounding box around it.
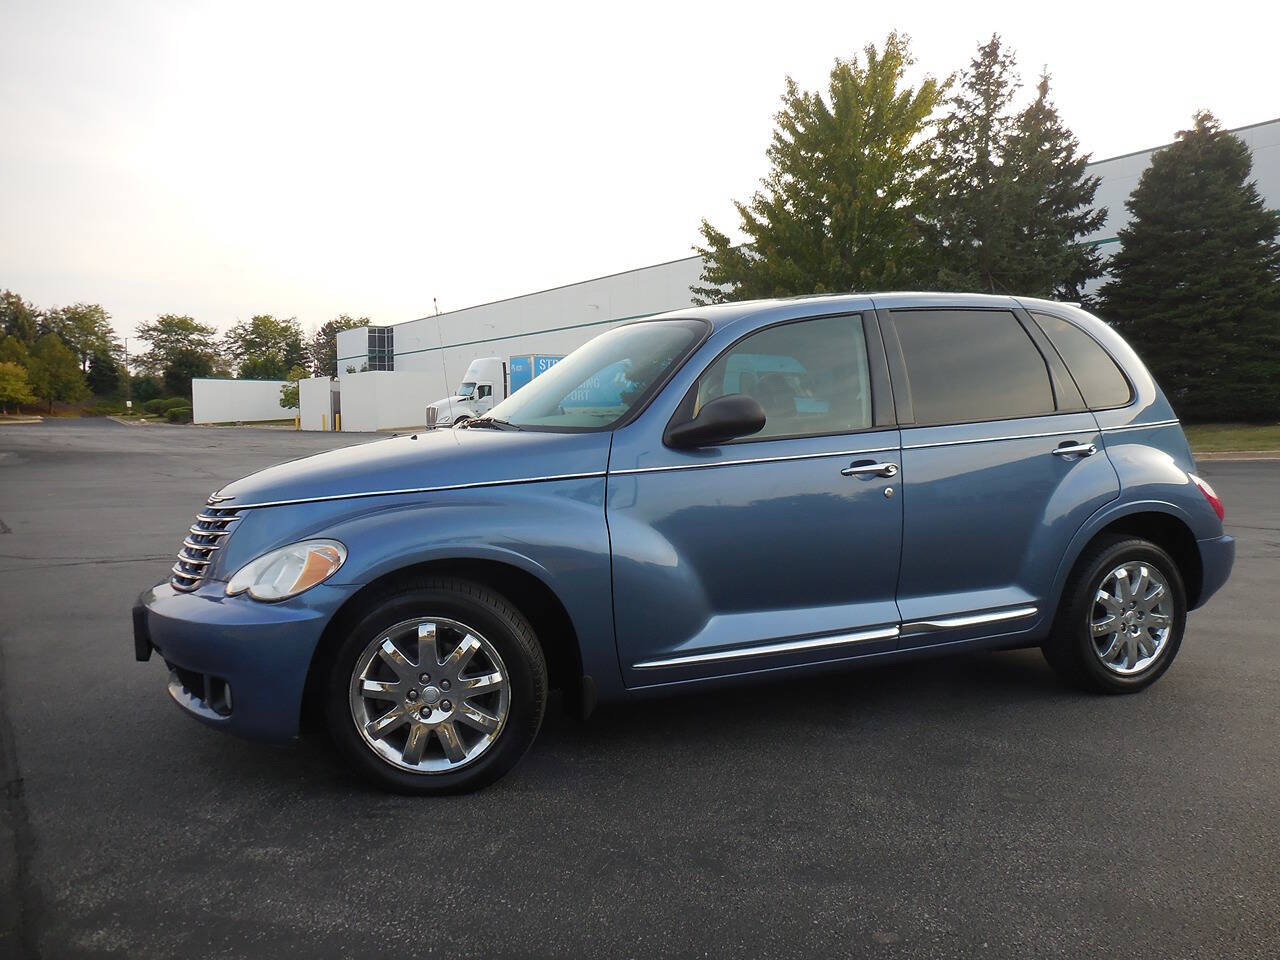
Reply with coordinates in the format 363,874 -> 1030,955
1033,312 -> 1132,409
694,314 -> 872,440
892,310 -> 1054,425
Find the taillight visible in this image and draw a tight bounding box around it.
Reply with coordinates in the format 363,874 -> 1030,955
1189,473 -> 1225,522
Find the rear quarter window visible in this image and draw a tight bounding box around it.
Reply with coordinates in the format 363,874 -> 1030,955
1032,312 -> 1132,410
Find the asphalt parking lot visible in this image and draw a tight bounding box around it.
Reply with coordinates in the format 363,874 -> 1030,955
1,418 -> 1277,959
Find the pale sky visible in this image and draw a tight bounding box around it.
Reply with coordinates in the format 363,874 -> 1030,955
3,0 -> 1278,343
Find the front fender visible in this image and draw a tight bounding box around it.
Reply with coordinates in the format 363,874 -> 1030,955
315,478 -> 621,696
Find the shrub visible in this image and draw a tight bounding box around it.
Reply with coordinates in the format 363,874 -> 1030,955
84,401 -> 124,417
143,397 -> 169,414
165,405 -> 193,423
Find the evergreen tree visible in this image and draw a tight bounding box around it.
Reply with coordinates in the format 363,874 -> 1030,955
162,347 -> 215,399
86,349 -> 122,396
928,34 -> 1020,292
1099,112 -> 1280,421
693,33 -> 943,302
929,38 -> 1104,296
999,73 -> 1106,298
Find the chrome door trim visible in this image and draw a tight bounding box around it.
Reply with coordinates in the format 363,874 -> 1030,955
610,446 -> 899,477
900,605 -> 1038,634
632,625 -> 901,669
901,419 -> 1177,453
220,471 -> 609,510
902,427 -> 1092,450
1098,419 -> 1180,434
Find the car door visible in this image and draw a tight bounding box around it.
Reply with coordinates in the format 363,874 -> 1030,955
876,302 -> 1121,647
607,308 -> 904,687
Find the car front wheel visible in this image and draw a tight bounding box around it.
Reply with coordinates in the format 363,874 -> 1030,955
324,578 -> 547,794
1042,535 -> 1187,693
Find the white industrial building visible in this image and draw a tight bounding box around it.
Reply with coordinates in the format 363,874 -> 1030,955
306,117 -> 1279,432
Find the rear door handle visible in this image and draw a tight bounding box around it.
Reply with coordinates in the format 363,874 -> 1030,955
1052,441 -> 1097,457
841,461 -> 899,478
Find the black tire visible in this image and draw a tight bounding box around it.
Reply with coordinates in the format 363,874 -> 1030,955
324,578 -> 547,794
1042,535 -> 1187,694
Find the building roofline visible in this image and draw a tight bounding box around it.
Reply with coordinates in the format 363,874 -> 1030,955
1086,115 -> 1280,167
393,252 -> 705,328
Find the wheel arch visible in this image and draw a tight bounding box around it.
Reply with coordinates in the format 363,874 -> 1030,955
1054,502 -> 1204,613
300,558 -> 586,732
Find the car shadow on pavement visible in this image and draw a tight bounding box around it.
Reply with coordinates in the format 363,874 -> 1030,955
187,647 -> 1072,799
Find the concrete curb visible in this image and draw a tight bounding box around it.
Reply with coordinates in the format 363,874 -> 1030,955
0,417 -> 42,425
1194,450 -> 1280,461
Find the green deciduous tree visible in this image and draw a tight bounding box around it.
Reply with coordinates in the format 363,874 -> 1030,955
135,314 -> 219,377
0,335 -> 30,367
27,334 -> 89,411
0,361 -> 36,411
39,303 -> 117,371
1,291 -> 40,345
694,33 -> 943,302
223,314 -> 305,380
927,36 -> 1104,296
1099,112 -> 1280,421
307,314 -> 369,377
279,363 -> 309,410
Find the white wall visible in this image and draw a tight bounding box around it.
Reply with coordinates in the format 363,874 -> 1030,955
339,370 -> 439,432
191,378 -> 295,424
363,255 -> 706,407
297,376 -> 335,431
336,326 -> 370,373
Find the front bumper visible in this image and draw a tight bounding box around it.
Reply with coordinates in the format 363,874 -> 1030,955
133,580 -> 355,742
1194,533 -> 1235,609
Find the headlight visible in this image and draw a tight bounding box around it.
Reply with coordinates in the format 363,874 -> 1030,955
225,539 -> 347,601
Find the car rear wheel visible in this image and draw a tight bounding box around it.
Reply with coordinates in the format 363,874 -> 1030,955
324,578 -> 546,794
1042,535 -> 1187,693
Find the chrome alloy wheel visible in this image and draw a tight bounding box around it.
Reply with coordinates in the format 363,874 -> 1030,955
348,617 -> 511,773
1090,562 -> 1174,675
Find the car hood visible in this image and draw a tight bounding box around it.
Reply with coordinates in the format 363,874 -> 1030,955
214,427 -> 612,508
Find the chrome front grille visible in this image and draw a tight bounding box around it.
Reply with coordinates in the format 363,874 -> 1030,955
171,499 -> 241,592
425,406 -> 438,429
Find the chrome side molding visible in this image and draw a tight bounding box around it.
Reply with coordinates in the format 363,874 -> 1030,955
633,606 -> 1040,670
900,605 -> 1038,634
633,625 -> 901,669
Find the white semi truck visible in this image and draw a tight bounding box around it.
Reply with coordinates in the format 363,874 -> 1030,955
424,354 -> 562,428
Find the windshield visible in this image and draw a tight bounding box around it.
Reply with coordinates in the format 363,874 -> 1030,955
456,382 -> 476,399
485,319 -> 705,431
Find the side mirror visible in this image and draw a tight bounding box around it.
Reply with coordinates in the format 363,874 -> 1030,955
665,393 -> 766,449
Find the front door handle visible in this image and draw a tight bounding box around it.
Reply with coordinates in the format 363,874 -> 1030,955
841,461 -> 899,478
1052,441 -> 1097,457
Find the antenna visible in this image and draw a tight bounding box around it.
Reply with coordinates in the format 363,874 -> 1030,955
434,297 -> 449,388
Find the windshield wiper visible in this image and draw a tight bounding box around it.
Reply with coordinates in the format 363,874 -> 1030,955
463,416 -> 522,431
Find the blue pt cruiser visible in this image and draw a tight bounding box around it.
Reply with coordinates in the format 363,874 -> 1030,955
134,293 -> 1235,793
